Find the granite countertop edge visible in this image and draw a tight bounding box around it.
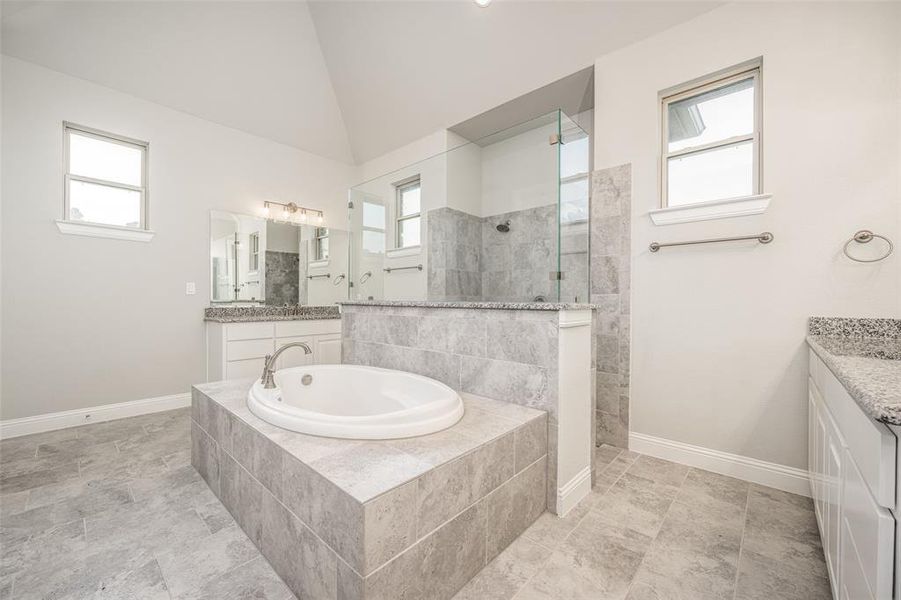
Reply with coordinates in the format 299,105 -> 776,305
339,300 -> 598,311
806,335 -> 901,426
204,314 -> 342,323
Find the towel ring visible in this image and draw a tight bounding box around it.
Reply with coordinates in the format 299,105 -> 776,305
843,230 -> 893,263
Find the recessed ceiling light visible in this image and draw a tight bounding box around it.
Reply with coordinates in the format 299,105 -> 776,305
475,0 -> 491,7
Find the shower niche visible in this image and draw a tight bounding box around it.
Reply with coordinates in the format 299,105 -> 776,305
348,110 -> 590,304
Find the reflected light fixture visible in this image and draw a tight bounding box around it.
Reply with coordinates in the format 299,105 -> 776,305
260,201 -> 324,227
475,0 -> 491,6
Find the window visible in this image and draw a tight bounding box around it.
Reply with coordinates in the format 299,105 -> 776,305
63,123 -> 150,236
314,227 -> 329,261
361,201 -> 386,254
395,178 -> 421,249
248,232 -> 260,272
661,62 -> 761,208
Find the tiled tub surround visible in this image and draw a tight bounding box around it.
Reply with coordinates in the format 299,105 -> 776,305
590,163 -> 632,449
191,380 -> 548,600
204,304 -> 340,323
807,317 -> 901,425
340,302 -> 594,515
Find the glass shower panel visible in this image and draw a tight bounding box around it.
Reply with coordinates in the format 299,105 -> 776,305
558,112 -> 591,303
347,110 -> 588,304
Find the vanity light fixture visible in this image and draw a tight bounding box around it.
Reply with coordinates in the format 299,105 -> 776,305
260,201 -> 324,227
475,0 -> 491,6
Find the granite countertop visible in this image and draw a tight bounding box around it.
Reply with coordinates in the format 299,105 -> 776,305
204,305 -> 341,323
339,300 -> 598,311
806,317 -> 901,426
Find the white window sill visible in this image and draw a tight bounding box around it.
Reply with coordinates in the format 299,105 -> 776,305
308,259 -> 329,269
56,219 -> 155,242
648,194 -> 772,226
386,245 -> 421,258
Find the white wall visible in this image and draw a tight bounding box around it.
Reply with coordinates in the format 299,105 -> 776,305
1,56 -> 356,420
481,120 -> 558,218
594,2 -> 901,469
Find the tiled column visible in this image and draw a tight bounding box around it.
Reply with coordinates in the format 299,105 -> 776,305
590,164 -> 632,448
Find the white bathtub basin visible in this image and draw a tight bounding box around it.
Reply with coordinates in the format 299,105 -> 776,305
247,365 -> 464,439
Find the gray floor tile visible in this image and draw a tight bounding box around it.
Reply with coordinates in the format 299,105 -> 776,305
734,549 -> 832,600
0,411 -> 832,600
453,535 -> 550,600
156,525 -> 260,598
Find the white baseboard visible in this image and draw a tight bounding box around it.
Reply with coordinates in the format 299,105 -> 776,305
629,432 -> 811,497
556,466 -> 592,516
0,392 -> 192,440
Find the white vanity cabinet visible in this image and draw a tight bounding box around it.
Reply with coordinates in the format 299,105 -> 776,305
808,349 -> 896,600
206,319 -> 342,381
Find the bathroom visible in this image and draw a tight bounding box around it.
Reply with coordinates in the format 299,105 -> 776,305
1,2 -> 899,599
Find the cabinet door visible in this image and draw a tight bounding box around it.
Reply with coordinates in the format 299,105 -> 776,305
315,335 -> 342,365
809,386 -> 819,501
274,336 -> 315,368
823,410 -> 844,593
226,357 -> 265,380
840,450 -> 894,599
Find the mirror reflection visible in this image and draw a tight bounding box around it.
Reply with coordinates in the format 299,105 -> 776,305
210,210 -> 348,305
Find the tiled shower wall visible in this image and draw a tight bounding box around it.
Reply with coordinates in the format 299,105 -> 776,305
340,304 -> 563,510
426,207 -> 483,301
264,250 -> 300,306
426,205 -> 559,302
590,164 -> 632,448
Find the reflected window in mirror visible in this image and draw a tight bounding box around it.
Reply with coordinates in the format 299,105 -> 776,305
395,178 -> 421,249
314,227 -> 329,261
248,232 -> 260,272
362,201 -> 386,254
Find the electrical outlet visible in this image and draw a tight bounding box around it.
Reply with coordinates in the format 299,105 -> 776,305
186,282 -> 196,295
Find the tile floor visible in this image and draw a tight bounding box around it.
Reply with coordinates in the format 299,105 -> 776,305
0,408 -> 830,600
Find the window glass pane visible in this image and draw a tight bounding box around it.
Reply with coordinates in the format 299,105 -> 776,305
667,141 -> 753,206
362,230 -> 384,254
398,216 -> 420,248
69,180 -> 142,227
69,132 -> 143,186
559,135 -> 589,179
399,184 -> 420,216
668,77 -> 754,152
363,202 -> 386,230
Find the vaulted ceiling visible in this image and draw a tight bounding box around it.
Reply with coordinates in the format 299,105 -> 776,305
1,0 -> 721,165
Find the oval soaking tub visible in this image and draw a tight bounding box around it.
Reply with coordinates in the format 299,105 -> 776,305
247,365 -> 464,439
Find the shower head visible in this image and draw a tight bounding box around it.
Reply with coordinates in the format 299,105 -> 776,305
496,220 -> 511,233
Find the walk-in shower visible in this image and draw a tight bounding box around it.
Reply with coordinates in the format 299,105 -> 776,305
347,110 -> 590,303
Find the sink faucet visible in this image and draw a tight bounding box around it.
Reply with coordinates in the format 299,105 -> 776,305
260,342 -> 312,389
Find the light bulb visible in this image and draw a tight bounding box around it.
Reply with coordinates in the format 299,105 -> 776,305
299,210 -> 307,224
261,203 -> 271,217
281,207 -> 289,221
316,213 -> 324,225
475,0 -> 490,7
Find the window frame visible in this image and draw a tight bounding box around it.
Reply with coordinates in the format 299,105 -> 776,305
248,232 -> 260,272
659,61 -> 762,209
314,227 -> 329,261
394,177 -> 421,249
63,121 -> 150,230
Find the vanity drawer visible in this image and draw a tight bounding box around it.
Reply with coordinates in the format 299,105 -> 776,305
227,338 -> 274,362
275,319 -> 341,338
227,322 -> 275,341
